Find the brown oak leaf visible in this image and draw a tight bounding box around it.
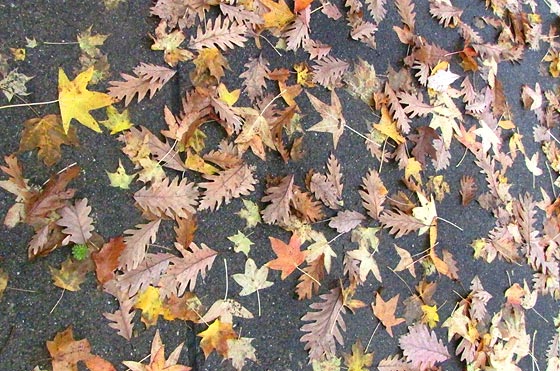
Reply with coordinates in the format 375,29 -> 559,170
261,175 -> 294,225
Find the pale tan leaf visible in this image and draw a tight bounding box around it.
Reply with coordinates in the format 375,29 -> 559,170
134,177 -> 199,219
240,55 -> 270,102
119,219 -> 161,271
328,210 -> 365,233
399,324 -> 449,370
163,242 -> 218,295
189,17 -> 247,50
359,169 -> 387,220
300,287 -> 347,361
56,198 -> 94,245
199,164 -> 257,211
261,175 -> 294,225
115,253 -> 173,296
103,297 -> 135,340
108,63 -> 176,106
312,56 -> 349,90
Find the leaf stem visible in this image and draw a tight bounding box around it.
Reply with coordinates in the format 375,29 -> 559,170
256,289 -> 261,317
295,265 -> 321,286
223,258 -> 229,301
0,99 -> 58,111
436,216 -> 463,231
43,41 -> 79,45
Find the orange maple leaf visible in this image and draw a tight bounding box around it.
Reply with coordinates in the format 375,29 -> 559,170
266,234 -> 306,279
372,293 -> 405,337
294,0 -> 313,12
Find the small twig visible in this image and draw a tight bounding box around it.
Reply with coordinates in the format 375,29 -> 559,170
455,147 -> 469,167
344,124 -> 380,147
14,94 -> 40,116
310,4 -> 325,14
42,162 -> 78,187
0,99 -> 58,111
50,289 -> 65,314
531,307 -> 550,323
388,267 -> 414,295
123,354 -> 151,371
156,139 -> 179,167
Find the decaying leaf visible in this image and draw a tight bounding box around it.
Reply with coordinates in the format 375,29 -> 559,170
19,114 -> 79,166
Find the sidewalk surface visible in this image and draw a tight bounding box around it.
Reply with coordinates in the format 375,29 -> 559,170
0,1 -> 559,371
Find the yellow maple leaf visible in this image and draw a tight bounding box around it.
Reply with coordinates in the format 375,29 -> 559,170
217,83 -> 240,106
374,105 -> 405,144
404,157 -> 422,183
106,160 -> 136,189
58,66 -> 115,133
197,319 -> 237,358
100,105 -> 133,134
421,304 -> 439,328
134,286 -> 164,328
261,0 -> 295,29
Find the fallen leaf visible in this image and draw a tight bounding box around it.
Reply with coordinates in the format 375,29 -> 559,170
122,330 -> 191,371
100,106 -> 133,134
19,114 -> 79,166
228,231 -> 253,256
266,234 -> 306,279
343,339 -> 374,371
106,160 -> 136,189
393,245 -> 415,277
421,304 -> 439,328
306,91 -> 346,148
47,326 -> 92,371
134,285 -> 164,328
0,268 -> 8,301
261,0 -> 295,29
58,66 -> 115,133
197,319 -> 237,358
372,293 -> 405,337
226,337 -> 257,371
233,258 -> 273,296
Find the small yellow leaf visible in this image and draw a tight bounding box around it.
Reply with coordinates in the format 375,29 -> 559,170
217,83 -> 240,106
197,319 -> 237,358
134,286 -> 164,328
106,160 -> 136,189
294,63 -> 315,87
421,304 -> 439,328
0,268 -> 8,301
261,0 -> 295,29
58,66 -> 115,133
404,158 -> 422,183
373,105 -> 405,144
185,153 -> 219,175
100,106 -> 133,134
10,48 -> 26,61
